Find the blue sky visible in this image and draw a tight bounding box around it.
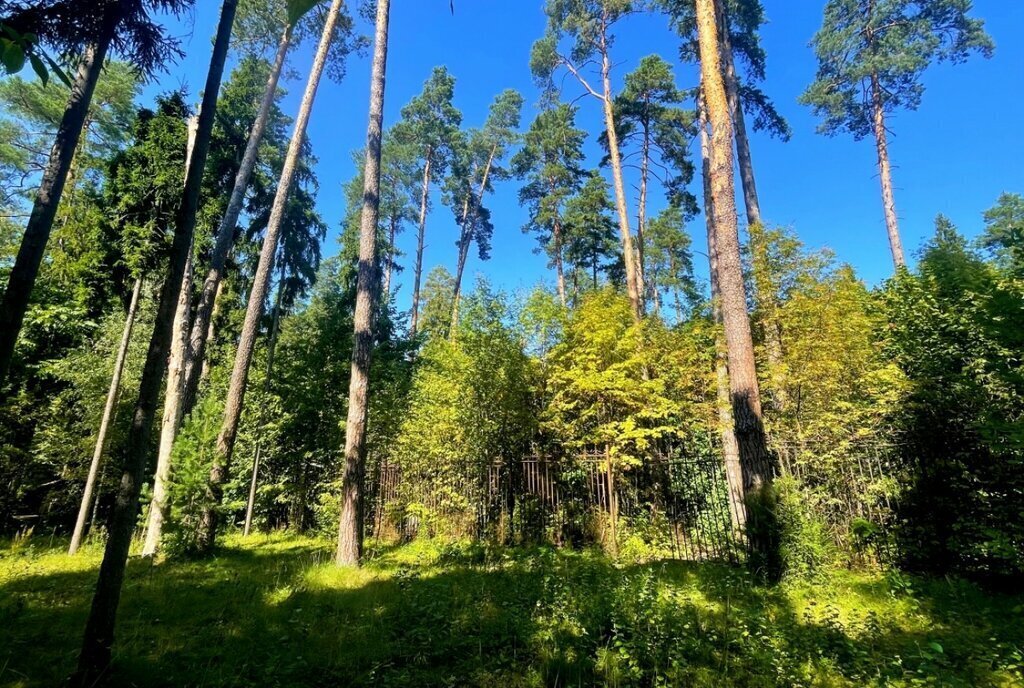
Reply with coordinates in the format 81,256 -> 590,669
144,1 -> 1024,309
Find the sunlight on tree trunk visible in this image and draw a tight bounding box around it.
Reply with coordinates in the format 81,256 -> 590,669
871,72 -> 905,269
411,155 -> 431,336
200,0 -> 346,552
337,0 -> 392,567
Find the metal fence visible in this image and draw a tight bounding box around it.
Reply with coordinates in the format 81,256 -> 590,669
366,444 -> 746,562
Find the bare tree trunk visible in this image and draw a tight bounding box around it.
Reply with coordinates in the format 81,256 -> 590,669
700,103 -> 745,535
181,24 -> 293,417
199,278 -> 225,386
554,217 -> 567,307
717,3 -> 786,413
199,0 -> 344,552
141,116 -> 200,557
243,276 -> 283,537
599,26 -> 642,322
637,119 -> 650,294
382,215 -> 398,296
695,0 -> 778,578
450,146 -> 497,331
68,277 -> 143,555
410,155 -> 431,336
336,0 -> 391,566
73,1 -> 238,681
871,72 -> 905,269
0,34 -> 112,390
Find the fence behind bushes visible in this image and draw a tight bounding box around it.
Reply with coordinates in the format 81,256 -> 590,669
366,439 -> 901,563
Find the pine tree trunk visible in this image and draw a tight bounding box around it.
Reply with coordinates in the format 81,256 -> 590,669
450,146 -> 496,331
554,217 -> 567,307
140,249 -> 192,556
0,34 -> 112,390
382,215 -> 397,295
871,72 -> 905,269
336,0 -> 391,566
68,277 -> 143,555
700,103 -> 745,535
695,0 -> 778,578
243,277 -> 283,537
637,119 -> 650,294
181,24 -> 293,417
73,1 -> 238,681
199,0 -> 344,553
199,278 -> 224,387
599,26 -> 642,322
717,3 -> 786,413
410,155 -> 431,336
141,116 -> 200,557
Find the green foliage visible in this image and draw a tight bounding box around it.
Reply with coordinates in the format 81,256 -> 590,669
3,535 -> 1024,686
879,216 -> 1024,582
562,171 -> 620,293
801,0 -> 993,139
979,192 -> 1024,278
165,393 -> 224,556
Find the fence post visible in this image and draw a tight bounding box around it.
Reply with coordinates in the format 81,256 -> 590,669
606,445 -> 618,557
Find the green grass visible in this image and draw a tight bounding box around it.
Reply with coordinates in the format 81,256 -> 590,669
1,534 -> 1022,687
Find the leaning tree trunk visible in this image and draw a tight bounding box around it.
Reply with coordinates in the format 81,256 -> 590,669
141,116 -> 200,557
73,1 -> 239,682
180,23 -> 294,418
0,34 -> 112,391
871,71 -> 905,269
336,0 -> 391,566
450,145 -> 497,331
598,29 -> 642,322
68,277 -> 143,555
700,100 -> 745,536
199,0 -> 345,552
716,2 -> 787,414
410,154 -> 431,336
695,0 -> 778,580
243,275 -> 284,537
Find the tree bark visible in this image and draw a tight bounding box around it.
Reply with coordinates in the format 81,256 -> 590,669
0,35 -> 112,391
716,2 -> 786,413
199,0 -> 344,552
336,0 -> 391,566
243,275 -> 283,537
73,1 -> 238,681
181,24 -> 293,418
141,115 -> 200,557
599,23 -> 642,322
554,216 -> 567,307
871,72 -> 905,269
637,117 -> 650,295
68,276 -> 143,555
695,0 -> 777,578
700,102 -> 745,536
382,215 -> 398,296
410,155 -> 431,336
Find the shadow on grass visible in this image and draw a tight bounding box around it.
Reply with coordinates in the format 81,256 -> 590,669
1,540 -> 1022,687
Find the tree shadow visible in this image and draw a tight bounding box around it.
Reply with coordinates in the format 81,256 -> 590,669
1,541 -> 1022,687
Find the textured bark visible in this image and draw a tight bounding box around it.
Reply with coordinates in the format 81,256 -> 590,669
700,103 -> 745,535
598,22 -> 642,322
410,155 -> 431,336
554,216 -> 567,307
68,277 -> 143,555
450,145 -> 496,331
142,116 -> 200,557
243,278 -> 283,537
336,0 -> 391,566
637,118 -> 650,293
181,24 -> 293,417
73,1 -> 238,681
199,0 -> 345,552
871,72 -> 905,269
382,215 -> 398,295
0,36 -> 111,390
717,2 -> 786,413
695,0 -> 777,577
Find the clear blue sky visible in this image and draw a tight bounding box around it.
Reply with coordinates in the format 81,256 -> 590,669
144,1 -> 1024,309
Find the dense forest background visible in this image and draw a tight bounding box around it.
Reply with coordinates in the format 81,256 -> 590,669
0,0 -> 1021,684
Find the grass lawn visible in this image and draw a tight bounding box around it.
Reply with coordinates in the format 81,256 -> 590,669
1,534 -> 1022,687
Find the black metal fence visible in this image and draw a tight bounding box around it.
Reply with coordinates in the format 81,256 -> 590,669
364,440 -> 901,563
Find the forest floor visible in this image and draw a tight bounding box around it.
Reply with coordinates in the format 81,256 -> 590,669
0,533 -> 1022,687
